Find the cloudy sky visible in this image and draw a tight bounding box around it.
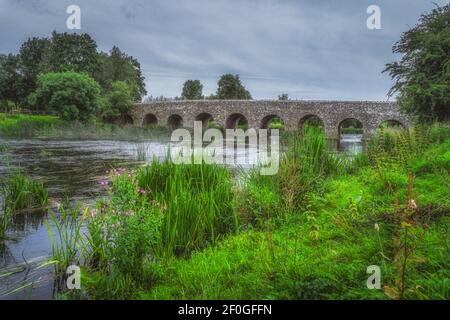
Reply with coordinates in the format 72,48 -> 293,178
0,0 -> 447,100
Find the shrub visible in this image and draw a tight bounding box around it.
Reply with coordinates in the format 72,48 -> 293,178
27,71 -> 101,122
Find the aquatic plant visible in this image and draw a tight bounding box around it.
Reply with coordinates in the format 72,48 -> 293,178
46,206 -> 87,281
135,158 -> 237,257
1,172 -> 48,213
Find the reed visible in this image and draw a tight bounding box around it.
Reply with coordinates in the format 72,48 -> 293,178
136,157 -> 237,257
1,172 -> 48,213
46,206 -> 88,279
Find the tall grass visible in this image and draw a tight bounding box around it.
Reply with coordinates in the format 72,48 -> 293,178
0,113 -> 60,138
46,206 -> 88,281
136,158 -> 237,257
0,172 -> 48,213
0,113 -> 171,140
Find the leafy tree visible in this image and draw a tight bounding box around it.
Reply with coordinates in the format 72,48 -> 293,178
278,93 -> 289,100
384,4 -> 450,122
96,46 -> 147,101
19,37 -> 51,98
46,31 -> 99,75
216,74 -> 252,100
27,71 -> 101,122
101,81 -> 134,123
0,54 -> 22,104
181,80 -> 203,100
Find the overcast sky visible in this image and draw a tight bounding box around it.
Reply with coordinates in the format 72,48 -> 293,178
0,0 -> 447,100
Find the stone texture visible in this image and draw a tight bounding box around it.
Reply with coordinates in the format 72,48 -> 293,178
130,100 -> 411,139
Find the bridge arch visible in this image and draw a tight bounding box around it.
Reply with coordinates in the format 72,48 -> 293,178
261,114 -> 285,129
168,114 -> 183,129
122,114 -> 134,125
298,114 -> 324,131
195,112 -> 214,127
143,113 -> 158,126
378,119 -> 406,129
338,118 -> 364,136
226,113 -> 248,129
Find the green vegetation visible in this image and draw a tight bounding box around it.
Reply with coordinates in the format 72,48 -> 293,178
50,123 -> 449,300
0,32 -> 146,123
0,113 -> 170,140
0,113 -> 60,137
384,4 -> 450,121
27,71 -> 101,122
181,80 -> 203,100
0,172 -> 48,213
215,74 -> 252,100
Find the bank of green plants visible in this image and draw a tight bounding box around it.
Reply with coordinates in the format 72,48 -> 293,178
0,172 -> 48,213
54,123 -> 449,300
0,113 -> 171,140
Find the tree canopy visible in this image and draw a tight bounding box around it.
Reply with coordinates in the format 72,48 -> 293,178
384,4 -> 450,122
216,74 -> 252,100
0,31 -> 147,113
181,80 -> 203,100
27,71 -> 101,122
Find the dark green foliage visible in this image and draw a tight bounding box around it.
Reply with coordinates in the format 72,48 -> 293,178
181,80 -> 203,100
46,31 -> 99,75
95,46 -> 147,101
18,37 -> 51,98
384,4 -> 450,121
0,54 -> 22,104
216,74 -> 252,100
27,71 -> 101,122
101,81 -> 134,122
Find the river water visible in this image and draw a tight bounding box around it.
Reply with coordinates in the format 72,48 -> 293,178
0,134 -> 362,299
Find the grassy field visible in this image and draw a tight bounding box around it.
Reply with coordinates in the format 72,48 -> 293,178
44,123 -> 450,300
0,113 -> 171,141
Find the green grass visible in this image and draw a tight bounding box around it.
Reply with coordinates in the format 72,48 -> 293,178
0,172 -> 48,213
55,123 -> 449,300
0,113 -> 60,138
0,113 -> 171,141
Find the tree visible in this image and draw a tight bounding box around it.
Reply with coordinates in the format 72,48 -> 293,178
46,31 -> 99,75
96,46 -> 147,101
278,93 -> 289,101
101,81 -> 134,123
384,4 -> 450,122
0,54 -> 22,104
216,74 -> 252,100
19,37 -> 51,98
27,71 -> 101,122
181,80 -> 203,100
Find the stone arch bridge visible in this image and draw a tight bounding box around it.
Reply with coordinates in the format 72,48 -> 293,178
130,100 -> 410,140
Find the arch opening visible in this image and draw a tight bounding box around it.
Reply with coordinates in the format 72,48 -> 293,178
168,114 -> 183,129
195,112 -> 214,128
226,113 -> 248,129
338,118 -> 364,154
261,114 -> 285,130
143,114 -> 158,126
339,118 -> 363,136
121,114 -> 134,125
298,114 -> 324,132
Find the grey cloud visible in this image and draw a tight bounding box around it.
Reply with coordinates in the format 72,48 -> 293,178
0,0 -> 447,100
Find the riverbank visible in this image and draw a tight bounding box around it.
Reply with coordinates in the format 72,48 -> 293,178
49,124 -> 449,300
0,113 -> 171,141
